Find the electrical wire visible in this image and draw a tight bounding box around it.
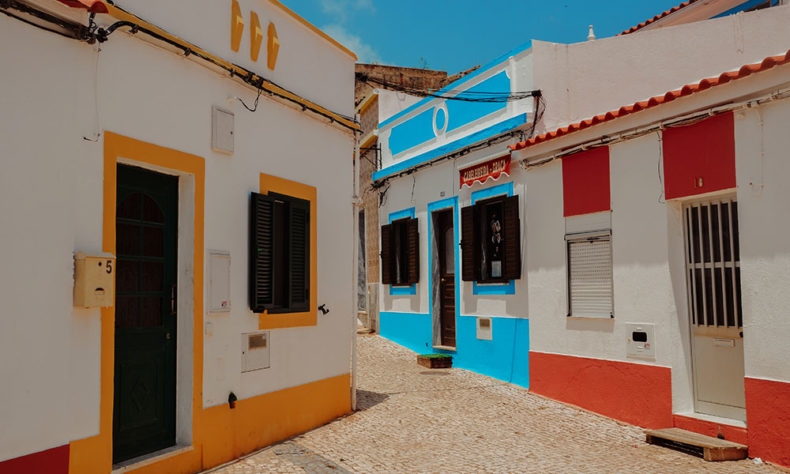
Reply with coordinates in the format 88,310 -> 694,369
238,85 -> 262,112
372,95 -> 543,188
0,3 -> 81,39
357,73 -> 541,103
1,1 -> 359,132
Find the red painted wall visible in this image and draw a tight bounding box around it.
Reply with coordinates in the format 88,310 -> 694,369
672,414 -> 748,445
0,445 -> 69,474
561,147 -> 610,217
530,351 -> 673,428
746,377 -> 790,467
662,112 -> 736,199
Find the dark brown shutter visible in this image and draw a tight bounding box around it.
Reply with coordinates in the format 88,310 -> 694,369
461,204 -> 479,281
380,224 -> 393,284
406,217 -> 420,284
288,196 -> 310,311
250,192 -> 274,312
502,195 -> 522,280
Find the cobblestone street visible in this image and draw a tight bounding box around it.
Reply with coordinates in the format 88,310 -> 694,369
210,335 -> 778,473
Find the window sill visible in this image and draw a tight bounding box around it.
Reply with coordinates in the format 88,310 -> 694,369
473,280 -> 515,295
432,345 -> 457,352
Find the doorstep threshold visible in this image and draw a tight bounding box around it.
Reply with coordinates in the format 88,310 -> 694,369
675,411 -> 747,428
112,445 -> 194,473
432,345 -> 457,352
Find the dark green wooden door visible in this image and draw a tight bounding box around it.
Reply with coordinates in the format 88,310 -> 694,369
113,164 -> 178,464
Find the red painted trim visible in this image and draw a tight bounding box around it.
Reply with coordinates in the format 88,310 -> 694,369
662,112 -> 736,200
509,50 -> 790,152
529,351 -> 672,428
0,445 -> 69,474
746,377 -> 790,468
561,147 -> 610,217
672,414 -> 748,445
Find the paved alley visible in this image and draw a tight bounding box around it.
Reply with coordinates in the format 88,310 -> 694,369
210,335 -> 778,473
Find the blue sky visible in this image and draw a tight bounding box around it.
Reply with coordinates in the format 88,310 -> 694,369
285,0 -> 685,73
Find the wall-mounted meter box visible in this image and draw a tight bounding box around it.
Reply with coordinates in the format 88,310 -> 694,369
74,251 -> 115,308
242,331 -> 270,372
626,322 -> 655,360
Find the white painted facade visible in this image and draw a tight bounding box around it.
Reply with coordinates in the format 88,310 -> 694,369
375,4 -> 790,464
0,0 -> 354,469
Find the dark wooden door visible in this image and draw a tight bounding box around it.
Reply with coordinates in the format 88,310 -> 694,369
113,164 -> 178,463
437,210 -> 456,347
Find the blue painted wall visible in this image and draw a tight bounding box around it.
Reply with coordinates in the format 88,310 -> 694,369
388,108 -> 436,156
379,312 -> 530,388
446,71 -> 509,132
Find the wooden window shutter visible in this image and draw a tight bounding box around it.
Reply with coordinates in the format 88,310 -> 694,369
406,217 -> 420,284
380,224 -> 393,284
502,195 -> 522,280
461,204 -> 480,281
288,196 -> 310,311
250,192 -> 275,312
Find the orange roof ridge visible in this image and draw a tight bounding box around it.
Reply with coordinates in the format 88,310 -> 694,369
619,0 -> 700,36
509,49 -> 790,152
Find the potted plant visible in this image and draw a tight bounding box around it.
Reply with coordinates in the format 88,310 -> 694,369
417,353 -> 452,369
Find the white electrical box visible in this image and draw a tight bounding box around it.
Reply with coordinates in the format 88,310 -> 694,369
476,317 -> 493,340
74,251 -> 116,308
208,251 -> 231,312
241,331 -> 270,372
211,106 -> 234,155
626,322 -> 655,360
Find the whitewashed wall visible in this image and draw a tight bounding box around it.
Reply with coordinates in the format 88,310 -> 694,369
0,1 -> 354,462
735,99 -> 790,384
531,4 -> 790,132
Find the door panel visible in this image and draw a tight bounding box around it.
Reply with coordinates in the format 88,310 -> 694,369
113,164 -> 178,463
684,199 -> 745,421
436,210 -> 456,348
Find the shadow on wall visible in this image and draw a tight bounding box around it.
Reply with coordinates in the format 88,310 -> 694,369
355,389 -> 390,411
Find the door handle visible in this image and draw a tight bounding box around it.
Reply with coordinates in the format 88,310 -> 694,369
170,284 -> 177,315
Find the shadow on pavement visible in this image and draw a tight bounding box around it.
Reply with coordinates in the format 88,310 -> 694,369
355,389 -> 389,411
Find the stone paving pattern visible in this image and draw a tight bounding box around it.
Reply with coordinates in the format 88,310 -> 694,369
210,335 -> 779,473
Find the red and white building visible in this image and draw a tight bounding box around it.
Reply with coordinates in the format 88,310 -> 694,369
512,43 -> 790,470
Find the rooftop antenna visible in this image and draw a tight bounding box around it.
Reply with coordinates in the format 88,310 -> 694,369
587,24 -> 596,41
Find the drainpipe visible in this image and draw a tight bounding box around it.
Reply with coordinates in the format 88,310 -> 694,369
351,125 -> 363,411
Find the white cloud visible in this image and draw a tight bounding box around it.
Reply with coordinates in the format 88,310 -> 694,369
319,0 -> 374,23
321,24 -> 382,64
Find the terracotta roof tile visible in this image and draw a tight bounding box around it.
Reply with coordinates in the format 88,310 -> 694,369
509,49 -> 790,152
620,0 -> 699,36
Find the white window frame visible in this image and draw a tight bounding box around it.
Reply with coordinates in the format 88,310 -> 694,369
565,229 -> 614,319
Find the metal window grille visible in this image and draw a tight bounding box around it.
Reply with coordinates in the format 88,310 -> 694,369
567,231 -> 613,318
684,199 -> 742,328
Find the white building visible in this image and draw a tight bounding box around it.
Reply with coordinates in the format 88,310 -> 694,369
0,0 -> 357,472
374,3 -> 790,468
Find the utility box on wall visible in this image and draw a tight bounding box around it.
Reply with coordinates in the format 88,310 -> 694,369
626,323 -> 655,360
241,331 -> 270,372
74,251 -> 115,308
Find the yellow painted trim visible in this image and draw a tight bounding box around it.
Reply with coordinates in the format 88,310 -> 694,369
257,173 -> 318,330
268,0 -> 358,61
70,132 -> 206,474
230,0 -> 245,53
68,135 -> 348,473
266,21 -> 280,71
101,3 -> 358,131
359,132 -> 377,149
200,373 -> 350,469
356,93 -> 378,115
249,11 -> 263,62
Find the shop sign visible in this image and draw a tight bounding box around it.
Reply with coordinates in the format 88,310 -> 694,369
459,156 -> 511,189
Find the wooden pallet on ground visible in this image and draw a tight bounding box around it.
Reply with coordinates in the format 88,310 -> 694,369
645,428 -> 748,461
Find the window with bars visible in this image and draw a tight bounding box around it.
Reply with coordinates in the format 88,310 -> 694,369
380,217 -> 419,286
249,191 -> 310,314
684,199 -> 742,328
460,195 -> 521,283
566,231 -> 613,318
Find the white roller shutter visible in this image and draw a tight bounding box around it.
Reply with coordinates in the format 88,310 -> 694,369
567,232 -> 613,318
